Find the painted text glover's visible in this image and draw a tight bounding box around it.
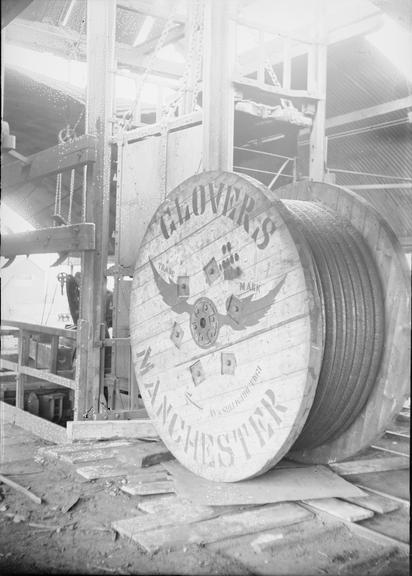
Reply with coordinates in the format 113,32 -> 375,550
160,182 -> 276,250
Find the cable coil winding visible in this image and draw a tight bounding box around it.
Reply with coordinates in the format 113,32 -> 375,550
284,200 -> 386,450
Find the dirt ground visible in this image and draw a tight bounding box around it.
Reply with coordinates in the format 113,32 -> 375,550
0,422 -> 409,576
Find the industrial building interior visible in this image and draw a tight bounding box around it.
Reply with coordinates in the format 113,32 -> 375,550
0,0 -> 410,574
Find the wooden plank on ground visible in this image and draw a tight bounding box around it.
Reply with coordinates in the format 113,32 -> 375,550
0,473 -> 42,504
120,468 -> 169,494
137,495 -> 181,514
329,456 -> 409,476
59,447 -> 128,465
372,435 -> 409,456
132,503 -> 312,553
37,439 -> 134,460
353,484 -> 410,507
358,505 -> 409,544
113,501 -> 217,540
115,442 -> 174,468
121,480 -> 175,496
385,429 -> 410,441
343,491 -> 400,514
164,461 -> 365,506
0,400 -> 67,444
386,429 -> 410,440
304,498 -> 374,522
66,419 -> 159,442
76,459 -> 131,480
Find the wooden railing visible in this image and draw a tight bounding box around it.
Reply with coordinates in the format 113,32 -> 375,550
0,320 -> 88,420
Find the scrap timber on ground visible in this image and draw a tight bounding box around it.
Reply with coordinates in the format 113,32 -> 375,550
0,407 -> 409,575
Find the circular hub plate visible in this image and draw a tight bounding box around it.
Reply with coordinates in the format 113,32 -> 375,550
190,297 -> 219,348
130,171 -> 322,481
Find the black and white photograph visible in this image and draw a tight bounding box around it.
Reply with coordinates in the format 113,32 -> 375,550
0,0 -> 411,574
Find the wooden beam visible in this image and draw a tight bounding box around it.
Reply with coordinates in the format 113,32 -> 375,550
327,12 -> 383,44
80,0 -> 116,416
233,76 -> 320,102
0,359 -> 77,391
182,0 -> 202,114
132,24 -> 185,57
117,0 -> 186,24
202,0 -> 235,171
66,419 -> 158,442
308,0 -> 327,182
0,400 -> 68,443
113,110 -> 202,143
1,320 -> 77,340
5,19 -> 184,79
16,329 -> 29,409
0,223 -> 95,258
238,13 -> 383,77
348,183 -> 412,190
3,134 -> 97,189
73,319 -> 88,420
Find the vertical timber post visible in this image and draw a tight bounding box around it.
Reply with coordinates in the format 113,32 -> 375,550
16,330 -> 30,410
1,30 -> 5,120
308,0 -> 327,181
183,0 -> 201,114
79,0 -> 115,416
202,0 -> 236,171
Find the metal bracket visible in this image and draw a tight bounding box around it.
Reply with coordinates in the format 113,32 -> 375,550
226,294 -> 243,324
106,264 -> 134,277
203,257 -> 220,285
221,352 -> 237,375
170,322 -> 184,349
177,276 -> 190,298
190,360 -> 205,387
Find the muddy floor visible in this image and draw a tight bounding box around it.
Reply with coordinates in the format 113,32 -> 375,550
0,422 -> 409,575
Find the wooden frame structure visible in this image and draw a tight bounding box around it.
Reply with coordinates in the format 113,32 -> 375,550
4,0 -> 407,441
108,0 -> 329,413
1,0 -> 116,428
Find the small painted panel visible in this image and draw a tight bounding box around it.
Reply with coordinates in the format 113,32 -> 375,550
203,257 -> 220,285
221,352 -> 237,375
170,321 -> 184,349
177,276 -> 190,298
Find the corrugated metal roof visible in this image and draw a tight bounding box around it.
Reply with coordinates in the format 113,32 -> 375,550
296,112 -> 412,242
353,188 -> 412,241
326,36 -> 412,117
327,114 -> 412,182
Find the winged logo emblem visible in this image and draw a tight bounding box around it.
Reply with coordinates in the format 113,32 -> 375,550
149,259 -> 286,348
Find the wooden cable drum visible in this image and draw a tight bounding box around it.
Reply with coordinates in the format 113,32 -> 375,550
130,172 -> 410,482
